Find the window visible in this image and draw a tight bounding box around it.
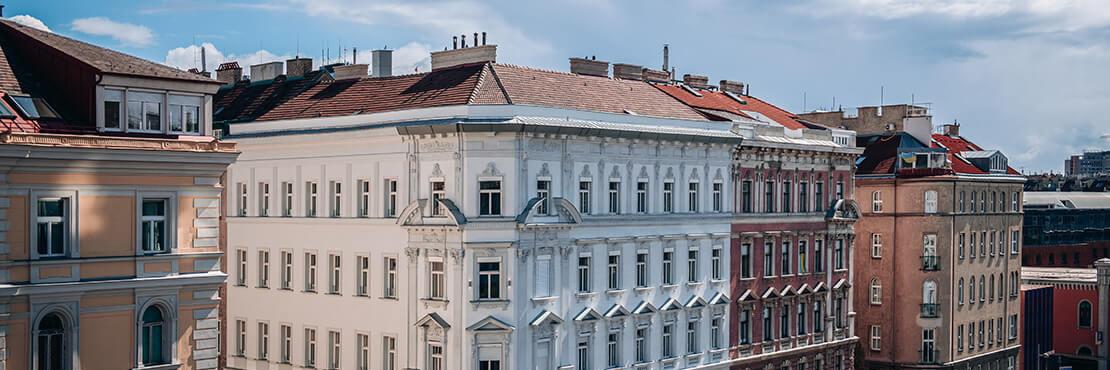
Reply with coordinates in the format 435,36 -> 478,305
636,181 -> 648,213
538,179 -> 551,215
535,255 -> 552,297
921,329 -> 935,363
258,322 -> 270,360
740,243 -> 752,278
141,199 -> 168,253
1012,193 -> 1019,212
969,322 -> 975,351
764,242 -> 775,277
980,275 -> 986,300
636,252 -> 648,287
797,302 -> 807,335
834,239 -> 844,270
835,181 -> 844,201
281,325 -> 293,363
872,233 -> 882,258
259,183 -> 271,216
385,179 -> 398,217
608,254 -> 620,290
814,301 -> 824,333
1009,315 -> 1018,340
712,248 -> 722,280
383,336 -> 397,370
815,181 -> 824,212
635,328 -> 647,363
971,191 -> 978,212
140,306 -> 168,365
663,251 -> 674,284
430,260 -> 445,299
124,92 -> 160,131
980,192 -> 986,214
988,320 -> 994,347
872,191 -> 882,212
36,198 -> 68,257
979,320 -> 985,347
478,261 -> 501,299
579,180 -> 591,214
742,180 -> 752,213
305,252 -> 317,292
664,181 -> 674,213
478,345 -> 501,370
997,317 -> 1004,343
328,330 -> 341,369
712,316 -> 723,349
781,242 -> 792,274
870,278 -> 882,304
765,181 -> 775,213
328,254 -> 341,294
480,180 -> 502,216
799,182 -> 808,213
713,182 -> 723,212
959,233 -> 966,259
429,344 -> 443,370
924,190 -> 938,214
236,320 -> 246,356
578,339 -> 591,369
957,324 -> 964,352
1011,230 -> 1019,254
780,305 -> 790,339
608,180 -> 620,214
608,332 -> 620,367
958,278 -> 964,305
990,231 -> 996,256
763,306 -> 774,340
689,181 -> 700,212
970,276 -> 976,302
357,256 -> 369,296
305,328 -> 317,368
330,181 -> 343,217
687,320 -> 699,353
989,275 -> 995,301
258,250 -> 270,288
358,180 -> 370,217
992,191 -> 997,212
282,182 -> 294,217
960,191 -> 966,212
577,256 -> 591,292
1001,192 -> 1008,212
103,89 -> 123,129
1079,301 -> 1093,327
688,249 -> 699,282
238,183 -> 248,216
663,323 -> 675,357
236,249 -> 247,286
815,240 -> 824,273
739,309 -> 751,345
384,257 -> 397,298
428,181 -> 446,217
168,94 -> 201,133
870,325 -> 881,350
306,181 -> 318,217
357,333 -> 369,370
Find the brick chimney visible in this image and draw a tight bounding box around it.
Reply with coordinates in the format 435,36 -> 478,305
332,64 -> 368,80
215,62 -> 242,85
371,49 -> 392,77
430,44 -> 496,71
642,68 -> 670,83
612,63 -> 643,80
719,80 -> 745,94
683,74 -> 708,89
569,57 -> 609,77
250,61 -> 283,81
943,123 -> 960,137
286,58 -> 313,77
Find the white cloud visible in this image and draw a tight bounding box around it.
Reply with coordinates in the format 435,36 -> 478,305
71,17 -> 155,48
352,42 -> 431,75
796,0 -> 1110,32
164,42 -> 290,77
7,15 -> 51,32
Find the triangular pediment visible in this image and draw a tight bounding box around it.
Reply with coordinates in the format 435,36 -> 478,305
604,304 -> 630,318
530,311 -> 564,327
574,307 -> 603,322
685,296 -> 708,309
660,298 -> 682,311
709,292 -> 730,305
466,315 -> 514,332
632,301 -> 658,315
414,312 -> 451,329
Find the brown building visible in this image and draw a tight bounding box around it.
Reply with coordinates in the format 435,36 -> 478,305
799,104 -> 932,139
0,18 -> 238,370
851,122 -> 1024,370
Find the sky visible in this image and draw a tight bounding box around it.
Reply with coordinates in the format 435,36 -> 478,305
5,0 -> 1110,173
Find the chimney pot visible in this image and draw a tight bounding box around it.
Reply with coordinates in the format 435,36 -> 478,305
453,36 -> 458,50
215,62 -> 243,85
371,49 -> 393,77
683,74 -> 709,89
482,32 -> 487,45
569,57 -> 609,77
461,34 -> 467,48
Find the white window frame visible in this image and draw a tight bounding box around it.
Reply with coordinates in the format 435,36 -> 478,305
235,319 -> 246,356
258,182 -> 271,217
238,182 -> 248,216
870,278 -> 882,304
688,180 -> 700,213
479,178 -> 503,216
663,181 -> 674,213
429,258 -> 446,299
476,258 -> 502,300
330,180 -> 343,217
383,335 -> 397,370
608,179 -> 621,214
357,255 -> 370,296
872,191 -> 882,213
579,179 -> 592,215
925,190 -> 938,213
711,247 -> 722,280
305,328 -> 317,368
136,192 -> 176,255
306,181 -> 319,217
636,180 -> 648,214
383,256 -> 398,298
329,253 -> 342,294
662,250 -> 674,285
358,179 -> 371,217
607,253 -> 621,290
305,252 -> 318,292
258,321 -> 270,360
328,330 -> 341,369
430,179 -> 446,217
870,325 -> 881,350
280,324 -> 292,363
385,178 -> 398,217
258,249 -> 270,288
577,254 -> 591,292
872,233 -> 882,258
281,250 -> 294,290
713,181 -> 723,212
236,249 -> 247,286
537,178 -> 552,215
31,191 -> 77,259
688,249 -> 699,282
636,251 -> 649,287
282,181 -> 294,217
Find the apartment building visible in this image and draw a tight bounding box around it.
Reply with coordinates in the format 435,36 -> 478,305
654,77 -> 863,370
0,18 -> 238,370
851,122 -> 1024,370
218,46 -> 748,370
1021,264 -> 1110,370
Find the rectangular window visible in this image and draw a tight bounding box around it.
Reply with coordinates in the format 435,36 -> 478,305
781,242 -> 792,274
430,180 -> 446,216
238,183 -> 248,216
981,231 -> 987,257
384,257 -> 397,298
712,317 -> 723,349
385,179 -> 398,217
870,325 -> 881,350
537,179 -> 551,215
141,199 -> 167,253
328,330 -> 341,369
799,182 -> 808,213
687,321 -> 699,353
357,333 -> 369,370
429,344 -> 443,370
305,252 -> 317,292
815,181 -> 824,212
687,250 -> 699,282
872,191 -> 883,212
713,182 -> 723,212
1011,230 -> 1019,254
281,251 -> 293,289
258,322 -> 269,360
236,320 -> 246,356
357,180 -> 370,217
872,233 -> 882,258
815,240 -> 825,273
578,339 -> 590,370
306,181 -> 318,217
712,248 -> 722,280
330,181 -> 343,217
36,198 -> 68,257
636,252 -> 648,287
636,181 -> 648,213
663,181 -> 674,213
535,256 -> 551,297
1009,315 -> 1018,340
168,94 -> 202,133
959,233 -> 966,259
797,302 -> 807,335
814,301 -> 824,333
608,254 -> 620,290
1012,193 -> 1019,212
765,181 -> 775,213
782,181 -> 792,213
969,323 -> 975,351
836,181 -> 844,201
921,330 -> 935,363
689,182 -> 699,212
577,256 -> 591,292
236,249 -> 247,286
763,307 -> 773,340
478,261 -> 501,299
258,183 -> 270,216
764,242 -> 775,277
480,180 -> 502,216
663,251 -> 674,284
742,180 -> 752,213
608,181 -> 620,214
357,256 -> 369,296
958,324 -> 964,352
383,336 -> 397,370
739,309 -> 750,344
925,190 -> 938,213
126,91 -> 162,131
305,328 -> 317,368
329,254 -> 341,294
430,260 -> 445,299
103,89 -> 123,129
740,243 -> 752,278
834,239 -> 845,270
663,323 -> 674,357
960,191 -> 966,212
579,180 -> 591,214
282,182 -> 294,217
799,240 -> 808,274
258,250 -> 270,288
281,325 -> 292,363
780,305 -> 790,339
635,328 -> 647,363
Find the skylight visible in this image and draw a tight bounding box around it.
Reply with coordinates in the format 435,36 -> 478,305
8,95 -> 60,119
0,101 -> 14,118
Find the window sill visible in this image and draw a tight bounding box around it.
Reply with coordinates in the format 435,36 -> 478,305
470,299 -> 510,309
660,284 -> 680,290
710,279 -> 727,285
423,297 -> 449,302
131,363 -> 182,370
633,286 -> 654,294
605,289 -> 628,295
575,291 -> 599,299
326,292 -> 342,296
686,281 -> 704,288
256,286 -> 270,289
279,287 -> 293,291
303,290 -> 317,294
531,296 -> 558,303
380,296 -> 398,301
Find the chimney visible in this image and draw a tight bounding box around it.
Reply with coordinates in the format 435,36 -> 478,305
662,44 -> 669,72
569,57 -> 609,77
612,63 -> 643,80
642,68 -> 670,83
371,49 -> 393,77
430,44 -> 496,71
286,57 -> 313,77
719,80 -> 745,94
215,62 -> 242,85
249,61 -> 283,81
683,74 -> 708,89
943,123 -> 960,137
332,64 -> 368,80
201,47 -> 207,72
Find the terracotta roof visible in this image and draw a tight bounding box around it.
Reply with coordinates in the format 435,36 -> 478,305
214,70 -> 330,123
0,26 -> 94,134
931,133 -> 1021,175
653,84 -> 808,129
0,19 -> 216,84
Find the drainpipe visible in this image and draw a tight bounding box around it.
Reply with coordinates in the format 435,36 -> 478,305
1095,258 -> 1110,370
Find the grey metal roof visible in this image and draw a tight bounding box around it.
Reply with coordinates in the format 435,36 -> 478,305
1024,192 -> 1110,209
961,150 -> 1001,159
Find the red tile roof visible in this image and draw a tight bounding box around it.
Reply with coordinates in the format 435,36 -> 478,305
931,134 -> 1021,175
652,84 -> 808,129
214,70 -> 330,123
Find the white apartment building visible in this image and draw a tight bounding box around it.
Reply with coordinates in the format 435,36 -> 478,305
220,47 -> 743,370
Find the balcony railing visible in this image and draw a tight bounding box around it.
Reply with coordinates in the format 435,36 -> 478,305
920,303 -> 940,318
921,255 -> 940,271
919,349 -> 940,364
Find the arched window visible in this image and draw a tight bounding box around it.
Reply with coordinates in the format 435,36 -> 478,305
1079,301 -> 1093,328
870,278 -> 882,304
970,276 -> 976,302
1078,346 -> 1093,356
979,275 -> 986,301
36,312 -> 67,370
922,280 -> 937,304
141,306 -> 168,365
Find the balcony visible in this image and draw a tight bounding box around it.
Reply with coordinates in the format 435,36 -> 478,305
919,349 -> 940,364
920,303 -> 940,318
921,255 -> 940,271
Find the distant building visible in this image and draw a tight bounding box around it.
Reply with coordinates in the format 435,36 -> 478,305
798,104 -> 933,138
1065,150 -> 1110,177
1021,263 -> 1110,370
1021,192 -> 1110,267
1066,155 -> 1082,177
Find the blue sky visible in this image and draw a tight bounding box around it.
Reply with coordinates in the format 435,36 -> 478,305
7,0 -> 1110,173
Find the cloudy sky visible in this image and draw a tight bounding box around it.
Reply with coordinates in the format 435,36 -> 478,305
6,0 -> 1109,172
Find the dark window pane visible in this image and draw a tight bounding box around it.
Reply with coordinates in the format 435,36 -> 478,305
104,101 -> 121,128
143,200 -> 165,216
50,223 -> 65,255
38,199 -> 63,217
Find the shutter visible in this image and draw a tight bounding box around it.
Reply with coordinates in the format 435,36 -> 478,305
478,345 -> 501,361
535,257 -> 551,297
536,341 -> 551,370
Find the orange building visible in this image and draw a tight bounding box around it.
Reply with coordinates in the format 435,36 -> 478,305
0,18 -> 237,370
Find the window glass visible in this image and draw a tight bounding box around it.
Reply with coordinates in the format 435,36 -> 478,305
11,95 -> 60,119
141,199 -> 167,253
141,306 -> 166,365
104,89 -> 123,128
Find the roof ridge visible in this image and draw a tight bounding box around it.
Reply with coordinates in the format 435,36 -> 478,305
493,63 -> 613,79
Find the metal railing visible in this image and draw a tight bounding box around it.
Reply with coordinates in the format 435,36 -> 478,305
920,303 -> 940,318
921,255 -> 940,271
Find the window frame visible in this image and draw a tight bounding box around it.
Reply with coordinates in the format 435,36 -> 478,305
305,181 -> 319,217
33,194 -> 74,259
479,178 -> 503,216
136,192 -> 176,256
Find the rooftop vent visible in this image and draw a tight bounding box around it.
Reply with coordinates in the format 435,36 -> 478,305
683,74 -> 708,89
332,64 -> 369,80
569,57 -> 609,77
612,63 -> 643,80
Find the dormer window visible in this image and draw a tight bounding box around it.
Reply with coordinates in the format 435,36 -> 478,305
9,95 -> 60,119
169,95 -> 202,134
127,91 -> 163,132
101,88 -> 205,135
